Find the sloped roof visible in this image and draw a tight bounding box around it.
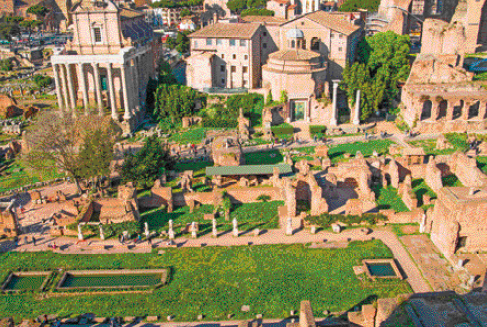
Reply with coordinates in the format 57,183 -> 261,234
283,11 -> 361,35
240,15 -> 287,25
189,22 -> 260,39
269,49 -> 321,61
206,164 -> 292,176
120,7 -> 144,19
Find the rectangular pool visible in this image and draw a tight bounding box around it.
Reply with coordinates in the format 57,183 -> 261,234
1,272 -> 50,291
56,269 -> 168,290
365,263 -> 396,277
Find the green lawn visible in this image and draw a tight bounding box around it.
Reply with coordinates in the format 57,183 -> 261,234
411,179 -> 437,207
140,201 -> 283,234
328,140 -> 394,163
442,175 -> 463,187
244,150 -> 283,165
408,139 -> 456,156
409,133 -> 469,155
0,158 -> 65,193
166,128 -> 208,145
373,185 -> 409,212
477,156 -> 487,174
0,241 -> 411,321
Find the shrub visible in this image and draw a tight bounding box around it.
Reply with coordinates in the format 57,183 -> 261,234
305,212 -> 387,228
257,194 -> 271,202
271,123 -> 294,136
309,125 -> 326,135
201,116 -> 237,128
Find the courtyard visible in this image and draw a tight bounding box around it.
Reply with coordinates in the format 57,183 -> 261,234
0,241 -> 411,321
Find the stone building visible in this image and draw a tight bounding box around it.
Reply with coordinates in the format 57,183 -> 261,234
0,201 -> 19,238
51,0 -> 162,133
400,54 -> 487,133
430,187 -> 487,258
186,11 -> 363,123
266,0 -> 297,19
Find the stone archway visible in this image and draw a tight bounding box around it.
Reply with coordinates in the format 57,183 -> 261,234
420,100 -> 432,121
453,100 -> 464,120
438,100 -> 447,119
468,101 -> 480,119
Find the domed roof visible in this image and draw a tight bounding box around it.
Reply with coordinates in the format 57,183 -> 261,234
286,28 -> 304,38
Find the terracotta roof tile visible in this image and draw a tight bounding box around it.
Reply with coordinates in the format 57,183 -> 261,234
241,15 -> 287,24
120,7 -> 144,19
189,22 -> 260,39
286,11 -> 361,35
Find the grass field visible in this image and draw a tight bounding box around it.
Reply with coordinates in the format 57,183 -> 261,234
140,201 -> 283,234
373,185 -> 409,212
166,128 -> 208,145
243,150 -> 284,165
477,156 -> 487,174
328,140 -> 394,163
0,241 -> 411,321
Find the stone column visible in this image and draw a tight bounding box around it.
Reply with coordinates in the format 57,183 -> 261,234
65,64 -> 76,113
132,58 -> 140,108
232,218 -> 239,237
92,63 -> 103,115
121,63 -> 132,120
168,219 -> 175,240
431,100 -> 439,121
191,221 -> 197,238
286,217 -> 293,235
212,218 -> 217,237
144,221 -> 150,239
52,64 -> 64,111
353,89 -> 360,125
77,223 -> 84,241
447,101 -> 455,121
59,64 -> 70,112
77,63 -> 89,113
463,101 -> 472,120
107,63 -> 118,120
330,80 -> 339,126
314,0 -> 319,11
99,224 -> 105,240
479,101 -> 487,120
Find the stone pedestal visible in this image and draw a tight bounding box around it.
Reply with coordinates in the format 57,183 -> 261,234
212,219 -> 218,237
353,89 -> 360,125
286,217 -> 293,236
330,80 -> 340,126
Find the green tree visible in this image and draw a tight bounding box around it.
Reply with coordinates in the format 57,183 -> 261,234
0,59 -> 13,72
154,83 -> 206,123
227,0 -> 247,12
241,8 -> 274,16
175,32 -> 190,53
340,31 -> 411,120
20,19 -> 43,46
339,0 -> 379,11
280,90 -> 288,104
78,120 -> 121,191
180,8 -> 191,16
27,5 -> 49,19
0,21 -> 20,42
121,136 -> 174,187
266,90 -> 273,105
33,74 -> 52,90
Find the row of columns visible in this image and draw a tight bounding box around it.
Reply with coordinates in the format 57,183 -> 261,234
330,80 -> 361,126
53,62 -> 135,120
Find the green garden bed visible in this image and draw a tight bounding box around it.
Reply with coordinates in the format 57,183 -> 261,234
0,241 -> 411,320
373,185 -> 409,212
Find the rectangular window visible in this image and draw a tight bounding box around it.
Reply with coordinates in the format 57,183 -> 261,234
230,39 -> 236,46
221,78 -> 225,84
338,47 -> 342,52
220,65 -> 225,72
94,27 -> 102,43
339,34 -> 343,39
216,39 -> 222,45
221,54 -> 225,59
244,55 -> 248,60
206,38 -> 212,46
232,54 -> 236,59
231,66 -> 236,73
243,66 -> 248,73
263,43 -> 267,49
331,32 -> 335,38
194,41 -> 198,48
263,32 -> 267,36
240,40 -> 246,46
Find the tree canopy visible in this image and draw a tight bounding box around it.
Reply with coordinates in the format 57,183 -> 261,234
340,31 -> 411,120
33,74 -> 53,89
166,31 -> 190,54
154,83 -> 206,122
150,0 -> 203,8
338,0 -> 379,11
227,0 -> 266,13
121,136 -> 174,187
23,113 -> 121,194
241,8 -> 274,16
27,5 -> 49,18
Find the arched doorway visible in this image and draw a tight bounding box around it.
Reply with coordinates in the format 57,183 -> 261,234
438,100 -> 447,119
311,37 -> 320,51
468,101 -> 480,119
453,100 -> 463,120
420,100 -> 432,121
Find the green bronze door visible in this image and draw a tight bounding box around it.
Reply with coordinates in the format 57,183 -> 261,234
293,101 -> 306,121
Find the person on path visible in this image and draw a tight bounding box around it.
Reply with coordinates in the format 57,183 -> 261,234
137,234 -> 142,244
32,236 -> 36,246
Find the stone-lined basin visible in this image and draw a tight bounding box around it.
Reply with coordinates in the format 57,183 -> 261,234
56,269 -> 168,290
362,259 -> 403,280
1,271 -> 51,292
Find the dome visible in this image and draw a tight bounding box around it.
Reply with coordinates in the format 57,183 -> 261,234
286,28 -> 304,38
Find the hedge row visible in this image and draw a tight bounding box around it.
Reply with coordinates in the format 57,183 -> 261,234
305,212 -> 387,228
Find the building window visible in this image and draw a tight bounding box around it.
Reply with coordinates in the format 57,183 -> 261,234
311,37 -> 320,51
263,32 -> 267,36
339,34 -> 343,39
101,75 -> 107,91
244,55 -> 248,60
240,40 -> 246,46
243,66 -> 248,73
331,32 -> 335,38
231,66 -> 236,73
206,38 -> 212,45
301,21 -> 304,25
291,40 -> 295,48
221,65 -> 225,72
194,41 -> 198,48
243,80 -> 248,86
338,47 -> 342,52
217,39 -> 222,45
221,54 -> 225,59
263,43 -> 267,49
230,39 -> 236,46
93,27 -> 102,43
233,54 -> 236,59
221,78 -> 225,84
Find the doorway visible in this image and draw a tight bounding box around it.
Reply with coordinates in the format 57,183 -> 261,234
292,100 -> 307,121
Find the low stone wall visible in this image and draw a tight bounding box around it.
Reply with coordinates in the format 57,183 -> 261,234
174,187 -> 283,207
380,209 -> 423,224
77,201 -> 94,223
